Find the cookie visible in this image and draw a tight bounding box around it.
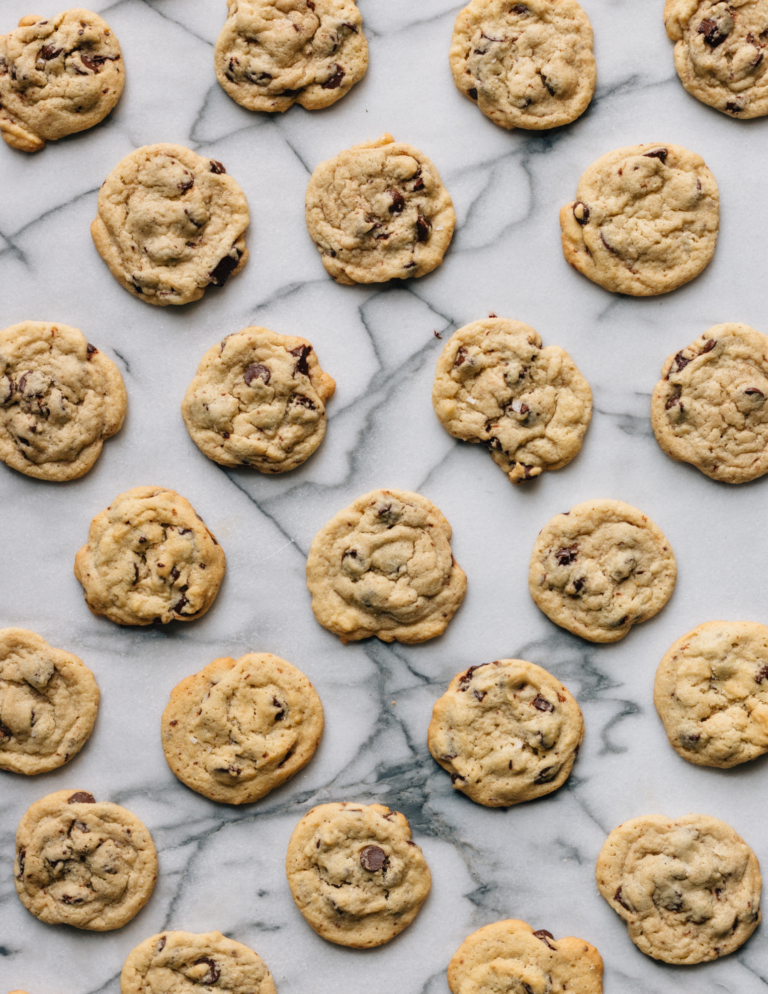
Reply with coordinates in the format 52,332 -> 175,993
306,488 -> 467,644
560,143 -> 720,296
0,628 -> 99,775
0,321 -> 126,481
285,801 -> 431,947
215,0 -> 368,113
651,323 -> 768,484
448,919 -> 604,994
14,789 -> 157,931
596,813 -> 762,964
182,327 -> 335,472
74,486 -> 226,626
0,8 -> 123,153
305,133 -> 456,285
450,0 -> 596,130
529,500 -> 677,643
91,144 -> 249,306
432,317 -> 592,483
428,659 -> 583,807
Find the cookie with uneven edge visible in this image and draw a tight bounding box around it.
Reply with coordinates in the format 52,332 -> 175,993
14,789 -> 157,931
74,486 -> 226,626
596,814 -> 762,964
0,628 -> 99,775
560,143 -> 719,296
428,659 -> 583,807
182,327 -> 335,472
529,500 -> 677,643
286,801 -> 431,947
215,0 -> 368,113
651,324 -> 768,483
306,488 -> 467,644
91,144 -> 249,306
0,8 -> 124,153
448,919 -> 604,994
305,133 -> 456,285
432,317 -> 592,483
450,0 -> 596,130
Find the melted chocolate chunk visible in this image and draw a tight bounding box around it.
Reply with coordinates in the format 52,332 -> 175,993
80,53 -> 118,72
322,63 -> 345,89
533,929 -> 555,948
209,160 -> 226,174
700,339 -> 716,355
755,664 -> 768,684
174,586 -> 190,615
208,250 -> 242,286
614,885 -> 631,910
178,176 -> 194,193
195,957 -> 221,985
468,86 -> 479,99
458,663 -> 487,689
555,545 -> 578,566
532,694 -> 555,712
698,18 -> 728,46
359,845 -> 388,872
726,100 -> 742,114
534,765 -> 559,784
289,344 -> 312,377
573,201 -> 590,225
86,343 -> 98,358
387,188 -> 406,214
643,148 -> 668,163
244,363 -> 270,386
156,936 -> 167,953
416,214 -> 432,242
68,791 -> 95,804
40,45 -> 63,60
293,395 -> 317,409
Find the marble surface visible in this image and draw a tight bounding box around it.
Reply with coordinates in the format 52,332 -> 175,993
3,1 -> 768,992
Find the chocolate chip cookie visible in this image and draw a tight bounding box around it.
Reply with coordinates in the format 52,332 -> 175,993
306,488 -> 467,644
215,0 -> 368,113
74,486 -> 226,626
432,317 -> 592,483
596,814 -> 762,964
0,8 -> 123,153
529,500 -> 677,643
286,801 -> 431,947
560,143 -> 720,295
91,144 -> 249,306
305,133 -> 456,285
14,789 -> 157,931
182,327 -> 335,472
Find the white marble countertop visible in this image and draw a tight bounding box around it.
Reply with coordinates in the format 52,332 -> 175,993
3,1 -> 768,992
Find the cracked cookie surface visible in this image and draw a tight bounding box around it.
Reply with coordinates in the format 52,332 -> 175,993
14,788 -> 157,931
432,317 -> 592,483
74,486 -> 226,626
286,801 -> 431,947
596,813 -> 762,964
91,144 -> 249,306
528,499 -> 677,643
560,143 -> 719,296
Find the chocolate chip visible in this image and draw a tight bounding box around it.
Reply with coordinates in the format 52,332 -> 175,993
454,346 -> 468,367
342,548 -> 358,560
244,363 -> 270,386
0,721 -> 10,740
665,392 -> 681,410
80,53 -> 116,72
289,345 -> 312,377
359,845 -> 388,872
643,148 -> 668,163
672,351 -> 691,373
209,160 -> 226,174
458,664 -> 486,689
745,388 -> 764,397
700,339 -> 716,355
532,694 -> 555,712
322,64 -> 345,89
698,18 -> 728,46
451,772 -> 467,783
387,188 -> 406,213
726,100 -> 742,114
16,847 -> 26,878
178,175 -> 194,193
195,957 -> 220,985
40,45 -> 63,60
512,3 -> 530,11
68,791 -> 95,804
411,168 -> 425,191
572,201 -> 590,225
474,690 -> 487,702
60,894 -> 84,905
600,231 -> 618,255
614,886 -> 631,911
174,586 -> 190,615
293,395 -> 316,409
86,343 -> 98,358
555,545 -> 578,566
170,566 -> 180,582
573,576 -> 585,592
756,665 -> 768,684
468,86 -> 478,99
208,250 -> 242,286
273,697 -> 286,721
534,766 -> 559,784
156,936 -> 166,953
533,929 -> 555,948
416,215 -> 432,242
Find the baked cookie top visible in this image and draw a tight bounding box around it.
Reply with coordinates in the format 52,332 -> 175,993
286,801 -> 432,947
596,813 -> 762,964
651,323 -> 768,484
0,321 -> 126,481
215,0 -> 368,113
0,628 -> 99,775
306,488 -> 467,644
448,919 -> 604,994
121,931 -> 276,994
528,499 -> 677,643
14,789 -> 157,931
560,143 -> 720,296
0,8 -> 124,153
428,659 -> 583,807
182,326 -> 335,473
305,133 -> 456,285
91,144 -> 250,307
450,0 -> 596,130
432,317 -> 592,483
74,486 -> 226,626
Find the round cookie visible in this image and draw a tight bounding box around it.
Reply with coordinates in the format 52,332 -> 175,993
215,0 -> 368,113
14,789 -> 157,931
596,813 -> 762,964
121,930 -> 276,994
428,659 -> 583,807
448,919 -> 604,994
450,0 -> 596,130
0,8 -> 124,153
560,143 -> 719,296
182,327 -> 335,472
306,488 -> 467,644
305,133 -> 456,285
432,317 -> 592,483
0,321 -> 126,481
529,499 -> 677,643
91,144 -> 250,306
74,486 -> 226,626
651,323 -> 768,484
285,801 -> 431,947
0,628 -> 99,775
